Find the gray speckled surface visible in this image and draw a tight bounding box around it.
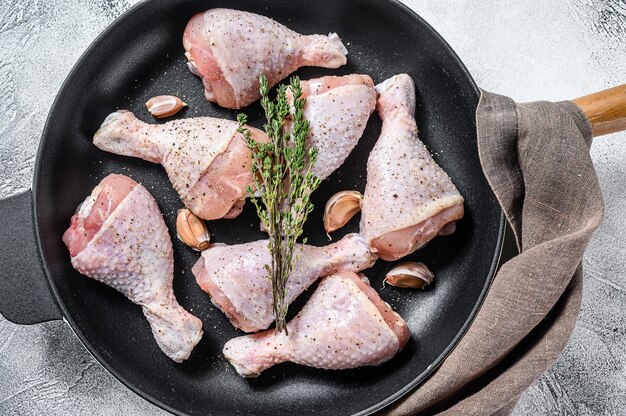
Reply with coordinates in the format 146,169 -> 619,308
0,1 -> 624,414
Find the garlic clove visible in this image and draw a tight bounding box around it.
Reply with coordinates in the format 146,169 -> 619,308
384,262 -> 434,289
176,208 -> 211,251
146,95 -> 187,119
323,190 -> 362,234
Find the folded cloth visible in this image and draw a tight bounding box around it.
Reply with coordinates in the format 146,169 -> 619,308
383,91 -> 604,415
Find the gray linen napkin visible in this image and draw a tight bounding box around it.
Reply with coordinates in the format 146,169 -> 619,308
384,91 -> 604,415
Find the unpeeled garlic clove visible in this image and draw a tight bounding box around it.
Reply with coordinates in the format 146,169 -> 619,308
384,262 -> 434,289
176,208 -> 211,251
323,190 -> 362,234
185,52 -> 201,77
146,95 -> 187,119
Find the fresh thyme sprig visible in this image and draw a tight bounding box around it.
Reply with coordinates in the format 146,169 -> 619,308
237,75 -> 321,334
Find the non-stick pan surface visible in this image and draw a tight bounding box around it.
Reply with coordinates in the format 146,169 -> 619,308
10,0 -> 504,414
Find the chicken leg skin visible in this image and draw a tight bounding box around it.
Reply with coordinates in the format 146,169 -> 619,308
63,174 -> 203,363
223,271 -> 410,377
360,74 -> 464,261
291,74 -> 377,180
93,110 -> 268,220
183,8 -> 348,109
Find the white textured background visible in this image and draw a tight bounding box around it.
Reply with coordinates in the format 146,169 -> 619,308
0,0 -> 624,414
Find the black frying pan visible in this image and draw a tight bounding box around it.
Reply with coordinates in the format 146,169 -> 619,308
0,1 -> 506,415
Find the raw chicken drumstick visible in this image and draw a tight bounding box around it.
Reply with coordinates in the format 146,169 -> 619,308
62,174 -> 203,363
192,234 -> 375,333
360,74 -> 465,261
223,271 -> 410,377
291,74 -> 377,180
93,111 -> 268,220
183,8 -> 348,109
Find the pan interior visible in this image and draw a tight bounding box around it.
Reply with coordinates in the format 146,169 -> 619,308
34,0 -> 503,415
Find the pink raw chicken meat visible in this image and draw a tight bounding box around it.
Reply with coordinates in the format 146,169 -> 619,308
183,8 -> 348,109
192,233 -> 375,333
360,74 -> 464,261
223,271 -> 410,377
291,74 -> 377,180
62,174 -> 203,363
93,110 -> 268,220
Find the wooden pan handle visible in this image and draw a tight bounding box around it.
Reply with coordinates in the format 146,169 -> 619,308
572,84 -> 626,137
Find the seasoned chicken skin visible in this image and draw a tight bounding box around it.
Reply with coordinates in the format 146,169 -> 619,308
360,74 -> 464,261
192,234 -> 375,333
183,8 -> 348,109
93,110 -> 268,220
292,74 -> 377,180
62,174 -> 203,362
223,271 -> 410,377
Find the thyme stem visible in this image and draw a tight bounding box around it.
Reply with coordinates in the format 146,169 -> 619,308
237,75 -> 321,334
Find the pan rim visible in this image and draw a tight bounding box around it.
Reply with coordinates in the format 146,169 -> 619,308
31,0 -> 506,415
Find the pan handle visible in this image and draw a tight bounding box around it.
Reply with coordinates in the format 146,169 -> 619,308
0,190 -> 62,324
572,84 -> 626,137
